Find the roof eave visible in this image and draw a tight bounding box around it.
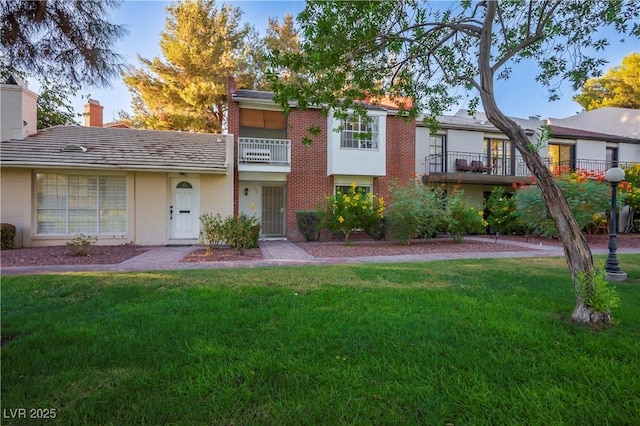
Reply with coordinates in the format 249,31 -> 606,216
0,162 -> 228,174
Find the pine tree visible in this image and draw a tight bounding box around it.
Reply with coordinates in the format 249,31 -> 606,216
122,0 -> 260,132
0,0 -> 126,87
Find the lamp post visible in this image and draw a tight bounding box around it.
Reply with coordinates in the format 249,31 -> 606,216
604,167 -> 627,282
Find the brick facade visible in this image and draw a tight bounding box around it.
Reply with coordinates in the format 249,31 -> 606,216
376,114 -> 416,201
226,77 -> 241,217
228,78 -> 416,241
285,109 -> 333,240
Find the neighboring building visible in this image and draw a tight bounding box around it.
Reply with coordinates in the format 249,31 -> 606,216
417,108 -> 640,207
226,77 -> 415,241
1,78 -> 234,248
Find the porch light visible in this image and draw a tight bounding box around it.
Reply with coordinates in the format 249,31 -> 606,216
604,167 -> 627,281
244,187 -> 249,196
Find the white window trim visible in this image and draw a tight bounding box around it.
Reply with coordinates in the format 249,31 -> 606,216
35,172 -> 128,236
340,115 -> 379,150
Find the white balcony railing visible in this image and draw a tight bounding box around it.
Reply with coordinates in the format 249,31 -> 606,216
238,137 -> 291,166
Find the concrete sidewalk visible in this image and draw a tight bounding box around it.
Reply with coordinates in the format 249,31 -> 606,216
1,238 -> 637,276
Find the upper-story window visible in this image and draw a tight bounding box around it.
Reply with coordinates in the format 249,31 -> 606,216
341,116 -> 379,150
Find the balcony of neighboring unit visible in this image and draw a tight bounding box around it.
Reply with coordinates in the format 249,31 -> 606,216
422,151 -> 638,184
238,137 -> 291,173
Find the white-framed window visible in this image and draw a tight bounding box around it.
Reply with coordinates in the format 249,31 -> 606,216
341,116 -> 379,149
36,173 -> 127,235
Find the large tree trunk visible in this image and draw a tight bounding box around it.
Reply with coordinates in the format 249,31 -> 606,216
477,3 -> 608,325
485,108 -> 610,324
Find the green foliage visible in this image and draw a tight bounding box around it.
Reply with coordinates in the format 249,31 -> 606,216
318,183 -> 385,243
199,213 -> 226,253
366,216 -> 387,241
446,190 -> 487,243
37,79 -> 80,129
122,0 -> 261,132
260,14 -> 304,90
623,164 -> 640,212
577,269 -> 621,314
516,173 -> 615,237
66,234 -> 98,256
527,124 -> 550,153
385,182 -> 447,245
574,53 -> 640,110
484,187 -> 530,235
1,223 -> 16,250
0,0 -> 127,87
223,214 -> 260,255
295,211 -> 321,242
268,1 -> 639,136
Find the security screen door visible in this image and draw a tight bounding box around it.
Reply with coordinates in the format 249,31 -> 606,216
261,186 -> 285,236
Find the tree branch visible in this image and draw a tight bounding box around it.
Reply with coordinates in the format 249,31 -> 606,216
490,0 -> 562,73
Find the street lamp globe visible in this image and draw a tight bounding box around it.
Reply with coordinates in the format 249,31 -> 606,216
605,167 -> 625,183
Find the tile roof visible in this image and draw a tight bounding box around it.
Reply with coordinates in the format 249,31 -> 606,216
1,126 -> 229,173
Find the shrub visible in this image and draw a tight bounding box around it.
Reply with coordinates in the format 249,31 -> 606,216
318,183 -> 385,243
516,171 -> 617,237
576,269 -> 620,314
484,186 -> 530,235
385,182 -> 447,245
366,216 -> 387,241
446,189 -> 487,243
296,211 -> 321,241
1,223 -> 16,250
224,214 -> 260,254
66,234 -> 97,256
199,213 -> 226,253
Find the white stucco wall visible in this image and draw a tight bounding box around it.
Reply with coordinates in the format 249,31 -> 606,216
575,139 -> 605,161
134,172 -> 168,246
415,126 -> 431,177
619,143 -> 640,163
327,111 -> 387,177
1,84 -> 37,141
447,129 -> 485,154
0,168 -> 32,247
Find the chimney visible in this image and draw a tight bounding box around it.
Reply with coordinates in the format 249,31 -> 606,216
84,99 -> 104,127
1,75 -> 37,140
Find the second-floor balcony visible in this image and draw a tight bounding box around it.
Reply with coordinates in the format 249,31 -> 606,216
424,151 -> 638,184
238,137 -> 291,173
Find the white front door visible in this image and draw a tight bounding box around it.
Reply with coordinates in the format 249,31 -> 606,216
170,179 -> 199,240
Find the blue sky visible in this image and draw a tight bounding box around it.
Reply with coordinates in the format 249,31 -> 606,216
67,0 -> 638,123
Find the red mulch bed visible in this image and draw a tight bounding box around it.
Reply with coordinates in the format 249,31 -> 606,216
1,245 -> 147,267
2,234 -> 638,267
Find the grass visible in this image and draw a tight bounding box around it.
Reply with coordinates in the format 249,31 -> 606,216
2,255 -> 639,425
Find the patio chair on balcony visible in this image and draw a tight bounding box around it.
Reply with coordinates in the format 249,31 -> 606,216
455,159 -> 476,172
471,160 -> 492,173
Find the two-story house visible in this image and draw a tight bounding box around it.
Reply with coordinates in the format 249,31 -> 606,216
226,78 -> 416,241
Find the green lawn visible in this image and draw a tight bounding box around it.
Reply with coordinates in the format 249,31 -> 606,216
2,255 -> 639,425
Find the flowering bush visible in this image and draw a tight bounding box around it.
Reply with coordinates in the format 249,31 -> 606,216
446,189 -> 487,243
385,181 -> 448,245
318,183 -> 385,242
622,164 -> 640,211
484,186 -> 530,235
516,170 -> 622,237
